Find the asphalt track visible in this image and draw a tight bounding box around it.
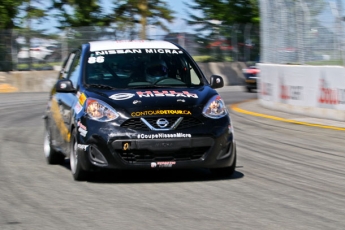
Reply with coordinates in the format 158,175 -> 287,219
1,88 -> 344,230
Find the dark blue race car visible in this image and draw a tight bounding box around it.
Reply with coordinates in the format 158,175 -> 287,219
243,65 -> 259,92
43,40 -> 236,181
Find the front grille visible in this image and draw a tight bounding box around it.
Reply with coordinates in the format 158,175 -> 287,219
121,117 -> 203,131
118,147 -> 209,163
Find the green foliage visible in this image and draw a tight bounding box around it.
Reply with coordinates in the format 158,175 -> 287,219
186,0 -> 260,62
186,0 -> 259,28
0,0 -> 24,29
193,55 -> 232,62
0,0 -> 25,71
52,0 -> 112,28
112,0 -> 175,39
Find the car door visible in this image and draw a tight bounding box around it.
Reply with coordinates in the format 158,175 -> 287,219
51,50 -> 81,154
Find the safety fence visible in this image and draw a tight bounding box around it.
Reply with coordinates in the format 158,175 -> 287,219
259,0 -> 345,66
0,23 -> 260,71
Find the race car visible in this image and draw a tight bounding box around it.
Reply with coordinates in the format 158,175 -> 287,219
243,65 -> 259,92
43,40 -> 236,181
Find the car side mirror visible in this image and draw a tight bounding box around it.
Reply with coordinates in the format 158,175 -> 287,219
55,79 -> 76,93
209,75 -> 224,89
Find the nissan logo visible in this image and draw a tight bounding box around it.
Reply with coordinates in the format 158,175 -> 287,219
156,118 -> 169,128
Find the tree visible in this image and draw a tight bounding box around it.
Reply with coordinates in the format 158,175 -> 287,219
17,0 -> 49,69
186,0 -> 260,62
0,0 -> 54,70
112,0 -> 175,39
51,0 -> 112,28
0,0 -> 24,71
186,0 -> 259,29
51,0 -> 115,53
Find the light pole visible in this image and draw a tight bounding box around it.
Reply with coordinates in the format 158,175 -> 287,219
329,1 -> 345,65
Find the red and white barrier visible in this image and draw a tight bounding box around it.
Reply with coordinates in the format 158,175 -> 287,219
258,64 -> 345,121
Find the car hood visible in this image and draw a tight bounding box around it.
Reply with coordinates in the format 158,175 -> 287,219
85,87 -> 218,113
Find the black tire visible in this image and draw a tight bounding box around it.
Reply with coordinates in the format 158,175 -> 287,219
44,129 -> 65,165
210,152 -> 237,177
70,129 -> 88,181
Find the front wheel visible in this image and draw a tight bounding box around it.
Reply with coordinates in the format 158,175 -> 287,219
210,152 -> 237,177
44,129 -> 65,165
70,129 -> 88,181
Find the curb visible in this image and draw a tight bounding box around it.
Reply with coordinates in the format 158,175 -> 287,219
230,101 -> 345,131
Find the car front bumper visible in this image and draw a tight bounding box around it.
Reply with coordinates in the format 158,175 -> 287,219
76,120 -> 236,171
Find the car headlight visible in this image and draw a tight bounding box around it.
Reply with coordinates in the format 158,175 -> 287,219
85,98 -> 119,122
202,95 -> 228,119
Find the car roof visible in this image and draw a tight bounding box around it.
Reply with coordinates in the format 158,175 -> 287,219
88,40 -> 180,52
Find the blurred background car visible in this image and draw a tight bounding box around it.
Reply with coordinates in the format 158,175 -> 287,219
17,44 -> 61,62
242,65 -> 259,92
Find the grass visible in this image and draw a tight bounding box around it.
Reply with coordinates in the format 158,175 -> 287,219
192,55 -> 233,62
305,60 -> 344,66
16,62 -> 62,71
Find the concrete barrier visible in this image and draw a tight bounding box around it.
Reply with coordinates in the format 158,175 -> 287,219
197,62 -> 246,86
0,62 -> 246,93
0,71 -> 58,93
258,64 -> 345,122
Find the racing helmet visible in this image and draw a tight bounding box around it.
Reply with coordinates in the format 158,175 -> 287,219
145,59 -> 168,83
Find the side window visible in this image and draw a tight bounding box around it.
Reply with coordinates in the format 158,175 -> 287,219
68,51 -> 81,88
190,66 -> 201,85
59,53 -> 76,80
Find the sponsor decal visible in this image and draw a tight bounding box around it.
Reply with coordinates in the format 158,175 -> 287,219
77,144 -> 89,151
137,133 -> 191,139
131,110 -> 192,117
260,81 -> 273,101
261,82 -> 272,97
51,99 -> 70,142
78,128 -> 88,137
96,49 -> 142,55
77,121 -> 87,130
340,89 -> 345,104
109,93 -> 135,100
136,90 -> 198,98
94,49 -> 183,56
88,56 -> 105,64
151,161 -> 176,168
74,102 -> 83,114
318,78 -> 345,105
145,49 -> 183,54
279,77 -> 303,101
78,93 -> 87,105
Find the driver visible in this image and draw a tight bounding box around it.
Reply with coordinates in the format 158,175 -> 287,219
145,59 -> 168,83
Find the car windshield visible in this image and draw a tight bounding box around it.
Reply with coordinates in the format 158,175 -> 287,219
84,48 -> 205,89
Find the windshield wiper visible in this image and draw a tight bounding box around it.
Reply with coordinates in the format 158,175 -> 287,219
86,84 -> 118,90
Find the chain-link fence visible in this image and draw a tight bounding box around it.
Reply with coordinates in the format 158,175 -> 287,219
259,0 -> 345,65
0,22 -> 260,71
